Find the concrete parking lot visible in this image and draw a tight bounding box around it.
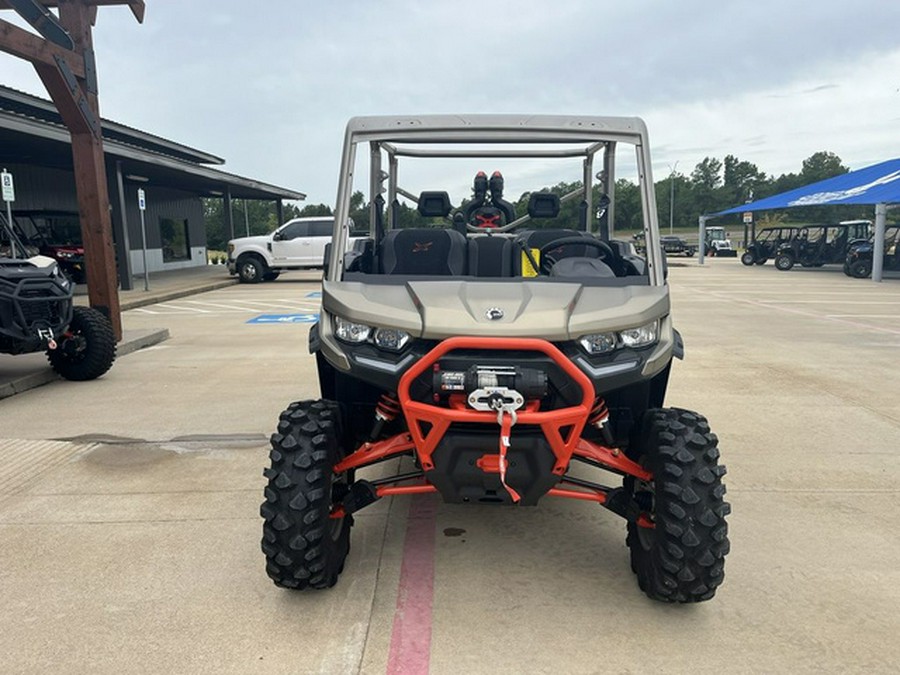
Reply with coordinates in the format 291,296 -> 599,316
1,262 -> 898,674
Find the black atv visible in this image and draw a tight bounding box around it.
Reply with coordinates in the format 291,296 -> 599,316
741,226 -> 798,266
774,221 -> 871,271
1,216 -> 115,380
844,225 -> 900,278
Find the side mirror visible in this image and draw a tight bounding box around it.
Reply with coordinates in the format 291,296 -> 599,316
272,231 -> 284,241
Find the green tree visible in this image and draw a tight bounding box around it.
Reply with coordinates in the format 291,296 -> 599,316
801,151 -> 848,183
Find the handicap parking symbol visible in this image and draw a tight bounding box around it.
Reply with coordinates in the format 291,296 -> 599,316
247,313 -> 319,324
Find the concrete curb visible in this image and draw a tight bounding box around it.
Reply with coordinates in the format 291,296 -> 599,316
118,278 -> 238,311
0,327 -> 170,401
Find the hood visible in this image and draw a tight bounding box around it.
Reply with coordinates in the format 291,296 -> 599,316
323,279 -> 669,341
0,254 -> 58,276
229,235 -> 271,247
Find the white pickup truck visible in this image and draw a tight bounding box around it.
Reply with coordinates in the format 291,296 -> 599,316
227,217 -> 361,283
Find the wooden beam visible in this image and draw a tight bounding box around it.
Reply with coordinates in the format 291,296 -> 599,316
0,0 -> 144,22
0,17 -> 85,76
57,0 -> 122,338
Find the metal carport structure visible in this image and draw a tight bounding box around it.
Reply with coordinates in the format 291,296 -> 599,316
699,158 -> 900,281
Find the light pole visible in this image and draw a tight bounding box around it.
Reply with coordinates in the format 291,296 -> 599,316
667,161 -> 679,235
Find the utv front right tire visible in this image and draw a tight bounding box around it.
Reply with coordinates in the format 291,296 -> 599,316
741,251 -> 755,266
47,306 -> 116,381
626,408 -> 730,603
260,400 -> 352,590
849,259 -> 872,279
774,253 -> 794,271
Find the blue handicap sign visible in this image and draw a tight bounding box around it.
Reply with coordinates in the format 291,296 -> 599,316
305,291 -> 322,298
247,313 -> 319,324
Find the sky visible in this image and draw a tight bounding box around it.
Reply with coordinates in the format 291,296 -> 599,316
2,0 -> 899,206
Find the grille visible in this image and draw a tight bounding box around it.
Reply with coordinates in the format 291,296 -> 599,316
19,289 -> 63,327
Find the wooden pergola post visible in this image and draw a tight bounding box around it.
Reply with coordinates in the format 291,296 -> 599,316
0,0 -> 145,340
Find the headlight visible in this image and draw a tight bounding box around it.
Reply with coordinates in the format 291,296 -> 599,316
374,327 -> 410,351
578,332 -> 617,355
579,320 -> 659,354
619,320 -> 659,348
227,243 -> 234,255
334,316 -> 371,343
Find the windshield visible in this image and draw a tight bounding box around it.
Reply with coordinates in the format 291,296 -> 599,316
329,115 -> 665,287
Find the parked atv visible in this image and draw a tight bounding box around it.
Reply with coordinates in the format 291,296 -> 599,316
774,220 -> 871,271
1,215 -> 115,380
260,115 -> 730,603
741,226 -> 799,266
844,225 -> 900,278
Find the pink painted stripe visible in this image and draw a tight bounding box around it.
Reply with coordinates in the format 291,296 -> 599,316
386,495 -> 439,675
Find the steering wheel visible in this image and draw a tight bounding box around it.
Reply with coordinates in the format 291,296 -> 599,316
536,237 -> 616,275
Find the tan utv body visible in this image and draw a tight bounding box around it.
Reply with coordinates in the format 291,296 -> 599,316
259,115 -> 730,603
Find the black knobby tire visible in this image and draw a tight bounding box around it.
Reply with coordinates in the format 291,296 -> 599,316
262,271 -> 281,282
626,408 -> 730,603
260,400 -> 353,590
741,251 -> 755,266
849,259 -> 872,279
46,306 -> 116,381
237,256 -> 266,283
774,253 -> 794,271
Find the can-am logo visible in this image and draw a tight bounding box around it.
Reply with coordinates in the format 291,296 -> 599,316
412,241 -> 432,253
485,307 -> 504,320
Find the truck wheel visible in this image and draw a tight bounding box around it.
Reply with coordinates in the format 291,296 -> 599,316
237,256 -> 266,284
740,251 -> 755,266
261,400 -> 353,590
774,253 -> 794,271
849,259 -> 872,279
263,271 -> 281,282
625,408 -> 730,603
46,306 -> 116,381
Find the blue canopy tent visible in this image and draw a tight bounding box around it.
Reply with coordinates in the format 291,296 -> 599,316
700,158 -> 900,281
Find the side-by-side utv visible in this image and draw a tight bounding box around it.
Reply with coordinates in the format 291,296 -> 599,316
260,115 -> 730,603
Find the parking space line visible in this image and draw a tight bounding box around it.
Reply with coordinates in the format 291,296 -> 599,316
687,287 -> 900,337
387,495 -> 438,675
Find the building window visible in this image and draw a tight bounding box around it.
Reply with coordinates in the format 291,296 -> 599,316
160,218 -> 190,262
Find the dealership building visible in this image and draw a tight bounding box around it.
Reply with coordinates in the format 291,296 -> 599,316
0,85 -> 304,288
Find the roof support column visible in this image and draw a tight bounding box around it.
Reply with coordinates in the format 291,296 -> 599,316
113,160 -> 133,290
872,203 -> 886,282
275,199 -> 284,227
699,215 -> 708,264
224,187 -> 234,241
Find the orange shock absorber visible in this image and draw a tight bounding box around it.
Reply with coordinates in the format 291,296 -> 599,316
371,393 -> 401,440
588,397 -> 615,446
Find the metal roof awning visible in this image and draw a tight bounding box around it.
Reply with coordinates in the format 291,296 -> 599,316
0,86 -> 305,201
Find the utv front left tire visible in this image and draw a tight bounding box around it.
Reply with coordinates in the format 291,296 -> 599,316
261,400 -> 352,590
626,408 -> 731,603
47,306 -> 116,381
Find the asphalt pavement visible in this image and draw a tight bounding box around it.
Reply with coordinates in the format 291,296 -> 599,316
1,261 -> 898,674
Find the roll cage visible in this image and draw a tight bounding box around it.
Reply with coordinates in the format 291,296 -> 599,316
326,115 -> 665,286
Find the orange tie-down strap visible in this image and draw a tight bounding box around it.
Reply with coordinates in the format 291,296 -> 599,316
474,412 -> 522,503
